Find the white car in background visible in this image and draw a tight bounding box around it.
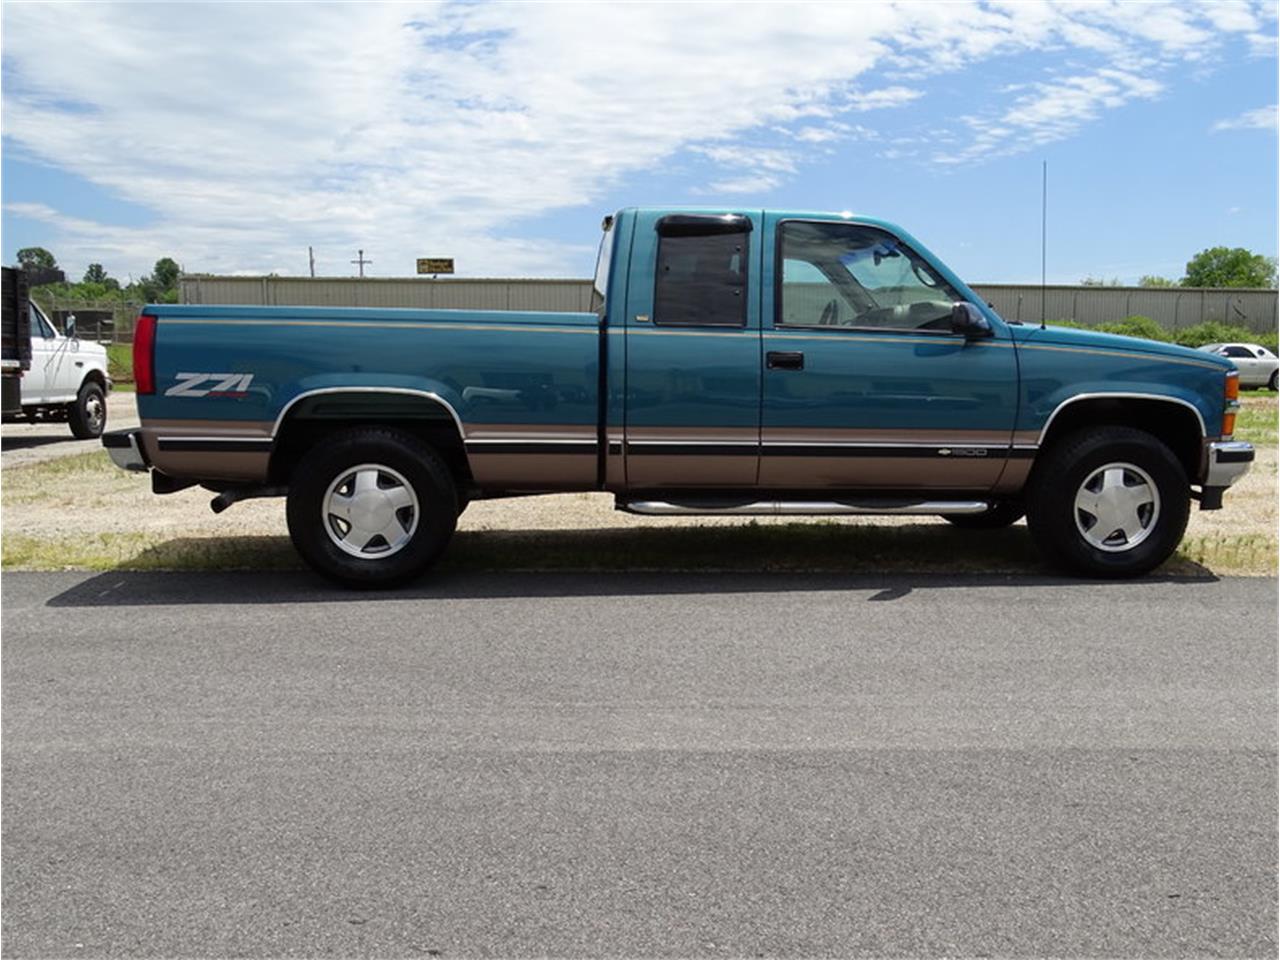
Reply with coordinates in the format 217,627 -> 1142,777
1197,343 -> 1279,391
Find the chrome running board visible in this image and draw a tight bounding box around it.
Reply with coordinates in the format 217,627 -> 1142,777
618,499 -> 990,517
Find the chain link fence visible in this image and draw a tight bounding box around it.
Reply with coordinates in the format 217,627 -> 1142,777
29,292 -> 142,343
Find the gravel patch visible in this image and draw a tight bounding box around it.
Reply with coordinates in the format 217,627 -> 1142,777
1,392 -> 139,469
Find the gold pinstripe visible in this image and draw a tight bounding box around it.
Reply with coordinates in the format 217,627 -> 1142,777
160,318 -> 597,336
766,331 -> 1011,347
771,330 -> 1225,370
1015,341 -> 1226,370
625,327 -> 754,339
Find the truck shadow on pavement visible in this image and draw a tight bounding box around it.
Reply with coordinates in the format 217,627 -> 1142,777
1,434 -> 79,452
39,524 -> 1220,607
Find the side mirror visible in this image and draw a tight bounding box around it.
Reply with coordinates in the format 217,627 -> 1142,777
65,314 -> 77,340
951,302 -> 992,338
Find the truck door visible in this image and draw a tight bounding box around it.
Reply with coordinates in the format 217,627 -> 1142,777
24,303 -> 68,403
759,216 -> 1019,491
622,211 -> 762,488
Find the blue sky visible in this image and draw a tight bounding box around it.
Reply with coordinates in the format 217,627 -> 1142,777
1,1 -> 1276,285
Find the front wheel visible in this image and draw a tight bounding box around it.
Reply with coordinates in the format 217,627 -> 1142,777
1026,426 -> 1189,578
1269,370 -> 1277,392
68,381 -> 106,439
286,428 -> 458,588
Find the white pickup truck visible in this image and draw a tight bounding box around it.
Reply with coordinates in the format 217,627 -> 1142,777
2,267 -> 112,439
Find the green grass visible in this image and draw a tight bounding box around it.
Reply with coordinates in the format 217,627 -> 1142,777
106,343 -> 132,382
5,450 -> 119,479
4,523 -> 1274,577
1,533 -> 302,572
1234,401 -> 1278,446
1,451 -> 139,507
1174,533 -> 1279,577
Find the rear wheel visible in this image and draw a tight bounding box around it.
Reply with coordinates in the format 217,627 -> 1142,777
286,427 -> 458,587
943,500 -> 1024,529
68,381 -> 106,439
1026,426 -> 1189,578
1269,370 -> 1277,392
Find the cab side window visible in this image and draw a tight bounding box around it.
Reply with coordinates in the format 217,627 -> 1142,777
1222,346 -> 1254,358
653,216 -> 750,327
31,306 -> 56,339
778,221 -> 962,332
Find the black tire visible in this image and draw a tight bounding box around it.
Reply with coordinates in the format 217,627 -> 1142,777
68,380 -> 106,439
286,427 -> 458,588
943,500 -> 1024,529
1025,426 -> 1189,578
1269,370 -> 1277,392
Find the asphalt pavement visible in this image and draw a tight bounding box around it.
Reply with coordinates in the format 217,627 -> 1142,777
2,571 -> 1276,957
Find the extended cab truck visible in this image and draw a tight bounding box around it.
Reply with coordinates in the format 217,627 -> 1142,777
102,208 -> 1254,586
2,266 -> 112,439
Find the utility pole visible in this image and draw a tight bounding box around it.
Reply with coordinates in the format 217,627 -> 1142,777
308,246 -> 315,278
351,249 -> 371,277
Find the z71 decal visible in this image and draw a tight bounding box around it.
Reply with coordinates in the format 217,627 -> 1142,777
165,372 -> 255,398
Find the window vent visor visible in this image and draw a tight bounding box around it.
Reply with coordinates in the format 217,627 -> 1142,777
657,214 -> 753,237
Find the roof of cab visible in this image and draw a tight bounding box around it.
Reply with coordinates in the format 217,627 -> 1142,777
616,206 -> 905,234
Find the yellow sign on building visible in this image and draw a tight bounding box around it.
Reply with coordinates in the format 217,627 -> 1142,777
416,258 -> 455,275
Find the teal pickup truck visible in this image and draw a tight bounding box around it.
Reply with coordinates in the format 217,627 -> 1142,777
104,207 -> 1254,586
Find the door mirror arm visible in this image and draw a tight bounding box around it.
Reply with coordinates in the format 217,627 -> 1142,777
951,302 -> 992,338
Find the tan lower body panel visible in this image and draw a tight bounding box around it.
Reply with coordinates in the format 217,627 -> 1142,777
465,423 -> 597,490
624,426 -> 758,488
466,451 -> 596,490
141,419 -> 273,483
759,427 -> 1017,490
759,455 -> 1006,490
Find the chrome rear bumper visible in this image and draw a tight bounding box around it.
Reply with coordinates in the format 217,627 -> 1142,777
102,429 -> 148,471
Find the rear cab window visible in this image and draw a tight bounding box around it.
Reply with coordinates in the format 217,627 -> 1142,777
653,215 -> 751,327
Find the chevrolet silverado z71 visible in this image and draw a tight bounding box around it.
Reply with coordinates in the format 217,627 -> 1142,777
103,208 -> 1254,585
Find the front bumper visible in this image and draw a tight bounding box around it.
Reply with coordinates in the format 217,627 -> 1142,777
1199,440 -> 1254,509
1205,440 -> 1255,487
102,429 -> 148,471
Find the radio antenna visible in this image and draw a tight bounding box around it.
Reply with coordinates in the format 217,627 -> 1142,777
1040,160 -> 1047,330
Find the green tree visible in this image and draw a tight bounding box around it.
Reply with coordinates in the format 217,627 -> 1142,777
1181,247 -> 1277,288
83,263 -> 108,284
152,257 -> 181,291
1138,275 -> 1176,287
16,246 -> 57,271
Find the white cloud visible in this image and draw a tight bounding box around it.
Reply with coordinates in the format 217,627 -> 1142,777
938,67 -> 1163,164
843,86 -> 924,111
1213,104 -> 1279,131
1200,0 -> 1260,33
703,175 -> 784,196
0,1 -> 1269,278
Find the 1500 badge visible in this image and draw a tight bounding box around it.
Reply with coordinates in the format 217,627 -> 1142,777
165,372 -> 255,398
